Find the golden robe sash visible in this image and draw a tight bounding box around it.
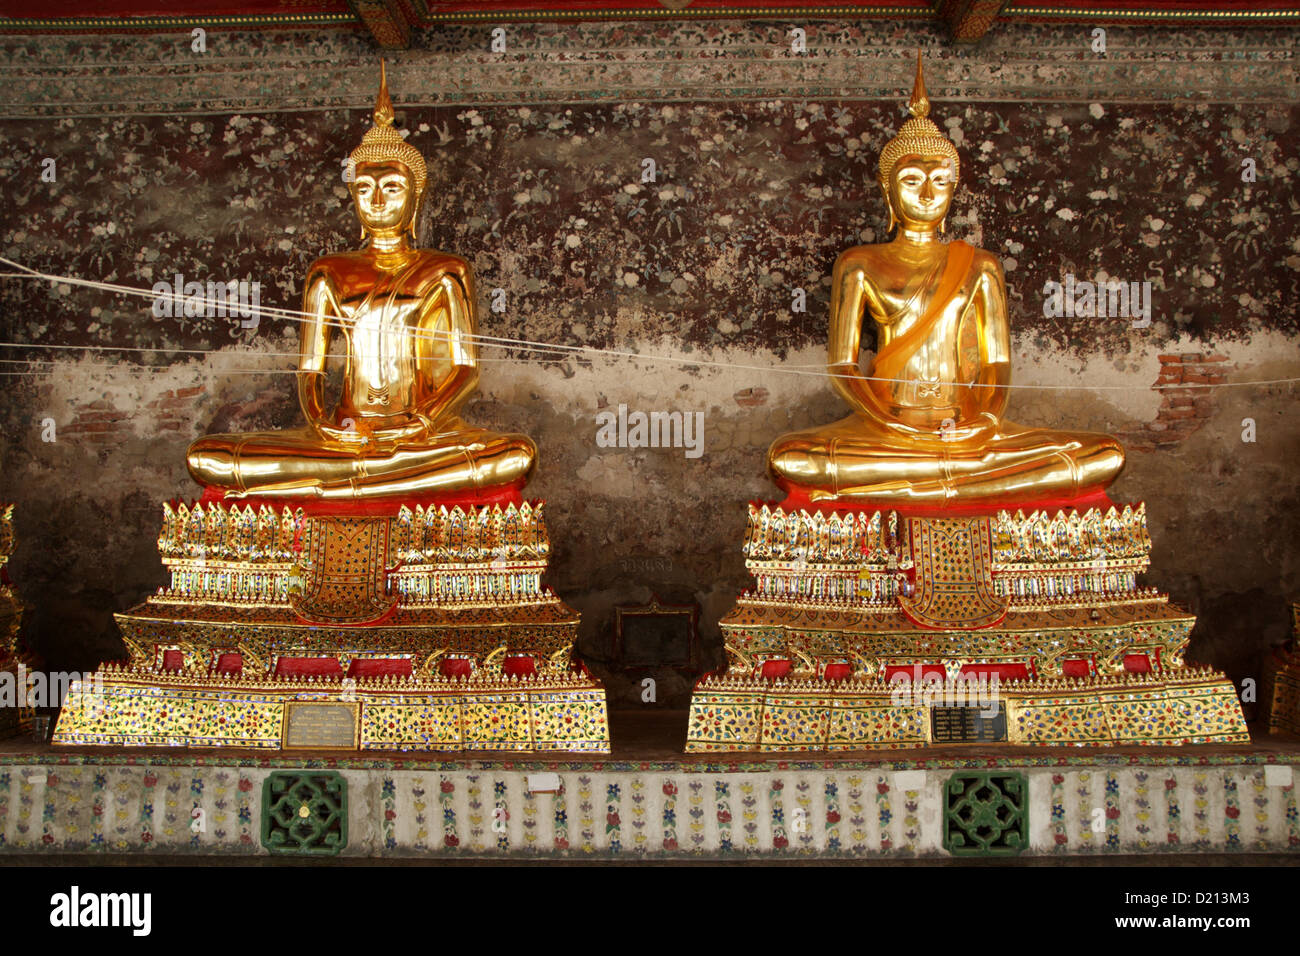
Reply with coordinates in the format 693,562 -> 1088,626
870,239 -> 975,386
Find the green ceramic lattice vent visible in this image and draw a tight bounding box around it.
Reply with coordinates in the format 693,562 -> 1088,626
261,772 -> 348,856
942,771 -> 1027,856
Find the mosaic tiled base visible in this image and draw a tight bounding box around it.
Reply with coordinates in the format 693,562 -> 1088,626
1263,605 -> 1300,737
51,673 -> 610,753
114,602 -> 581,673
0,504 -> 32,740
0,752 -> 1295,858
124,499 -> 579,667
0,656 -> 33,742
1266,657 -> 1300,737
691,504 -> 1249,751
688,671 -> 1248,752
62,499 -> 609,753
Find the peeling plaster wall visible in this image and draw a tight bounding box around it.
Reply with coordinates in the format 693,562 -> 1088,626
0,22 -> 1297,710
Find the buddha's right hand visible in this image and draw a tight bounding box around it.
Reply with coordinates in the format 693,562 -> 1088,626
315,422 -> 369,444
939,412 -> 999,444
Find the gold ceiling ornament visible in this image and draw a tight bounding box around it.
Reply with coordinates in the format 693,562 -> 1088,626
348,60 -> 428,200
877,49 -> 960,190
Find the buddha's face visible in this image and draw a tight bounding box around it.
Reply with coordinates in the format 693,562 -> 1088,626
885,155 -> 956,233
351,160 -> 418,235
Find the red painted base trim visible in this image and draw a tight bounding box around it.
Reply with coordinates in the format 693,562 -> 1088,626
192,481 -> 527,515
274,656 -> 344,678
346,657 -> 414,679
759,488 -> 1118,517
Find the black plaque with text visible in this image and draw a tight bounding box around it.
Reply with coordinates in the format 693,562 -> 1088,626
930,703 -> 1007,743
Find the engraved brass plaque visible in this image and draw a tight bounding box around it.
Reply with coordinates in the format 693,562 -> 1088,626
282,701 -> 360,750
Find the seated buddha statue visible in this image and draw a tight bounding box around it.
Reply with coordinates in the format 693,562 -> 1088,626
769,54 -> 1124,506
188,63 -> 536,501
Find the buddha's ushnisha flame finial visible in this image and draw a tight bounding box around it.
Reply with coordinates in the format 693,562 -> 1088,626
374,58 -> 395,127
348,59 -> 428,198
908,48 -> 930,120
877,50 -> 959,188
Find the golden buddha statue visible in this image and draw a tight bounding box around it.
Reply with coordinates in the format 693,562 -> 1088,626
188,63 -> 536,500
769,54 -> 1124,506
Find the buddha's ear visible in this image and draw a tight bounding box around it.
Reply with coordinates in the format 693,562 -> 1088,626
879,179 -> 897,233
408,185 -> 425,240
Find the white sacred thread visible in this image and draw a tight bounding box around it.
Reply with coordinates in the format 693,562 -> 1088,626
1,258 -> 1296,393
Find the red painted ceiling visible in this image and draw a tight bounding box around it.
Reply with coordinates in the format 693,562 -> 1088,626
0,0 -> 1295,36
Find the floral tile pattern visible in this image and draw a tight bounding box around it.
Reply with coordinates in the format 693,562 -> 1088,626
0,754 -> 1295,857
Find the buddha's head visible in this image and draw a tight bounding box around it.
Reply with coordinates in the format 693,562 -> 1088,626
348,61 -> 428,242
352,159 -> 419,237
878,53 -> 960,236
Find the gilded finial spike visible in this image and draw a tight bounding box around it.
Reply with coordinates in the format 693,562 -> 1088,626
908,49 -> 930,120
374,59 -> 394,128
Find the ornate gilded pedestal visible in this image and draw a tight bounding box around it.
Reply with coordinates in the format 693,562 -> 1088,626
0,505 -> 34,739
688,55 -> 1246,752
55,64 -> 608,752
1263,604 -> 1300,736
53,497 -> 609,751
687,501 -> 1248,751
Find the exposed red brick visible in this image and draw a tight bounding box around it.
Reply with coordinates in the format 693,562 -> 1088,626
155,397 -> 197,411
1161,408 -> 1198,420
734,387 -> 770,407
